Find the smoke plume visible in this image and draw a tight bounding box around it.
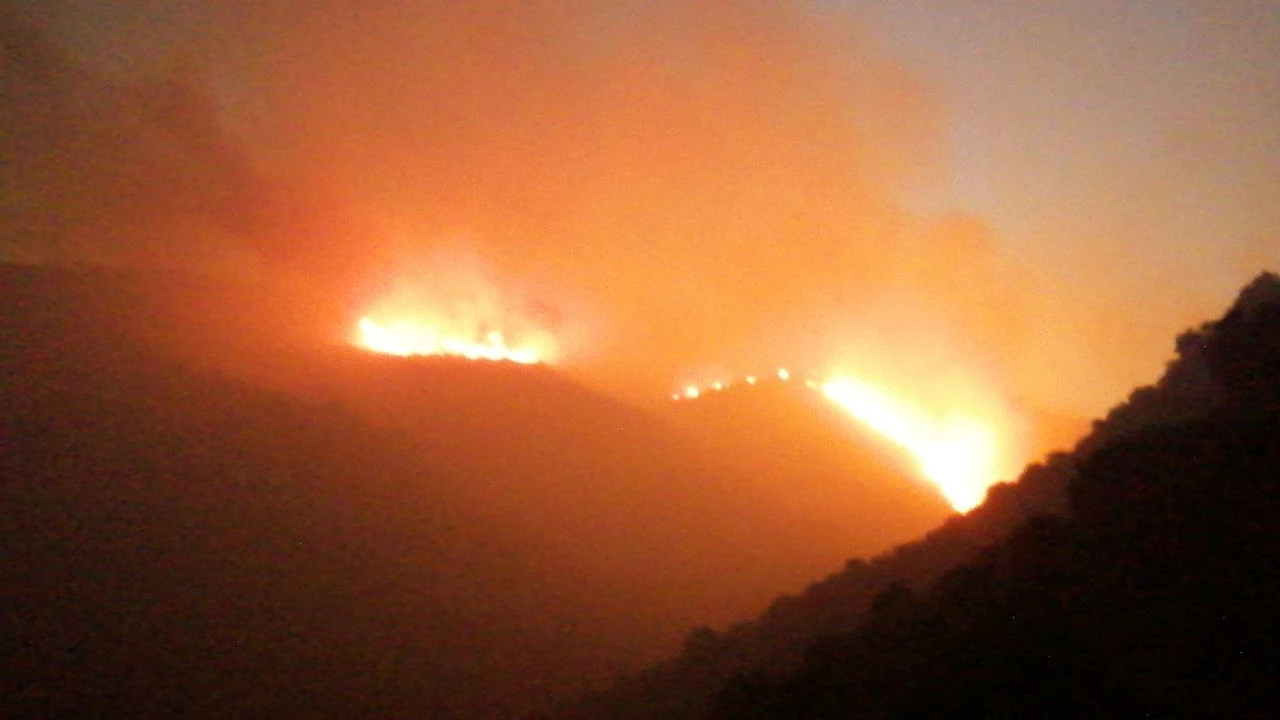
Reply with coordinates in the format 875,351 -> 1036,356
2,2 -> 1119,439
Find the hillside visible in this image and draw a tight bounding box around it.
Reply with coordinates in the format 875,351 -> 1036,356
0,263 -> 950,718
555,272 -> 1279,720
662,380 -> 951,545
705,272 -> 1279,718
1,299 -> 515,717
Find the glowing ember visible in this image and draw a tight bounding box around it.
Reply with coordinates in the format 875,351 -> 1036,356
821,376 -> 998,513
355,316 -> 545,364
671,368 -> 1009,512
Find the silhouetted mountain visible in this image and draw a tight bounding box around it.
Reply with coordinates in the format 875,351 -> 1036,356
556,272 -> 1279,720
1,295 -> 511,717
0,263 -> 950,718
2,268 -> 585,718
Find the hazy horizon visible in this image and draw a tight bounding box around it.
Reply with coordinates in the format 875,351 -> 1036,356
3,0 -> 1277,501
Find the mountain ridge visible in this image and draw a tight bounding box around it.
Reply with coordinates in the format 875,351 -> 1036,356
553,271 -> 1279,720
1,261 -> 952,718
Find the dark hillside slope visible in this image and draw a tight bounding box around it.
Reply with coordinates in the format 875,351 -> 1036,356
558,272 -> 1278,720
0,264 -> 953,631
2,306 -> 544,717
0,263 -> 956,717
258,349 -> 948,640
555,455 -> 1074,720
663,381 -> 951,548
706,273 -> 1280,719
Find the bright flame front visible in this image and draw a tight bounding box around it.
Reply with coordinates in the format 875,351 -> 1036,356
356,316 -> 546,364
671,369 -> 1010,512
821,376 -> 998,513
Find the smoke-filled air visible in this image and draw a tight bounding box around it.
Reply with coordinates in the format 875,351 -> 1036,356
3,1 -> 1278,718
6,1 -> 1277,481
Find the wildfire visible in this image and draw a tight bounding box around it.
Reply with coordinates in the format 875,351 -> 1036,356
351,248 -> 568,365
355,316 -> 549,364
820,376 -> 998,513
672,369 -> 1010,513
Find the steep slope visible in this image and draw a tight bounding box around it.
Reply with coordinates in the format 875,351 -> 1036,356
181,292 -> 955,645
265,349 -> 942,645
0,263 -> 954,718
557,272 -> 1278,720
554,458 -> 1072,720
705,273 -> 1280,719
1,295 -> 545,718
662,380 -> 951,558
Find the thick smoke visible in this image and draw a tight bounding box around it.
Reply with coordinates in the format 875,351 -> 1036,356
222,2 -> 1020,394
2,2 -> 1089,441
0,5 -> 267,272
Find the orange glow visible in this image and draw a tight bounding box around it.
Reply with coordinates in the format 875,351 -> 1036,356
351,250 -> 566,365
355,316 -> 548,364
821,376 -> 999,512
672,368 -> 1013,512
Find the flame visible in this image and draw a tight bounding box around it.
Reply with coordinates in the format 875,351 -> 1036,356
820,376 -> 998,513
355,316 -> 548,364
671,369 -> 1011,512
351,248 -> 568,365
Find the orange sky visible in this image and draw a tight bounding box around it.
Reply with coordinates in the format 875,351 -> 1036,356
2,0 -> 1277,430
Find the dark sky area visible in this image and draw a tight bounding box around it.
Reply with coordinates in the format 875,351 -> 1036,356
3,0 -> 1277,432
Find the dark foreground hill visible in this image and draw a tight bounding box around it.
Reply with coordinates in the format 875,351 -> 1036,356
0,263 -> 950,718
555,272 -> 1280,720
1,273 -> 561,718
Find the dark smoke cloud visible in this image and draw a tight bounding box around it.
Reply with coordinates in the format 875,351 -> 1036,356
0,5 -> 267,271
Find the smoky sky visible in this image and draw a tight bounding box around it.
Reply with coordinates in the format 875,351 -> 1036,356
3,1 -> 1275,423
